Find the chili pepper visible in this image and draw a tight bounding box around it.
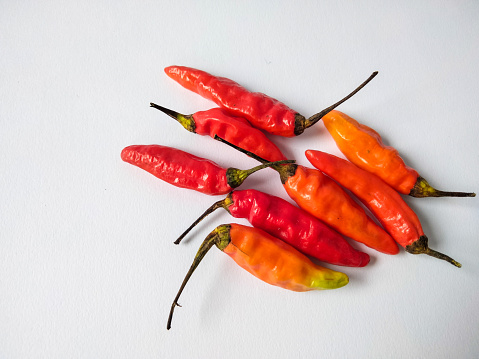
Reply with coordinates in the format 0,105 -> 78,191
175,189 -> 370,267
214,136 -> 399,255
167,223 -> 349,329
149,103 -> 287,162
121,145 -> 292,195
322,110 -> 476,198
305,149 -> 462,267
164,65 -> 377,137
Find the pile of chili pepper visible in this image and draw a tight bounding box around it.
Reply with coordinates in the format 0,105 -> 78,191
121,65 -> 474,330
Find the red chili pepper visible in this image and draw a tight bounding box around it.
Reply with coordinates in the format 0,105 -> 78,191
305,149 -> 462,267
167,223 -> 349,329
164,66 -> 377,137
322,110 -> 476,198
149,103 -> 287,162
215,136 -> 398,254
175,189 -> 370,267
121,145 -> 292,195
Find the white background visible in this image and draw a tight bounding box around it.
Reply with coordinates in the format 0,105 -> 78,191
1,1 -> 479,358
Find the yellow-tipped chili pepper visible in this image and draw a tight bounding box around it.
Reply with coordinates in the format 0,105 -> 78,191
167,223 -> 349,330
322,110 -> 476,198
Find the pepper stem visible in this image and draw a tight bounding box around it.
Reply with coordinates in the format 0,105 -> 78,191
167,225 -> 231,330
405,236 -> 462,268
226,159 -> 295,188
167,232 -> 217,330
174,196 -> 230,244
409,176 -> 476,198
150,102 -> 196,133
303,71 -> 378,129
215,135 -> 297,184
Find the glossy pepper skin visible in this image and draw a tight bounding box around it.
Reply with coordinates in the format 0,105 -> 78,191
150,103 -> 287,162
306,150 -> 461,267
322,110 -> 476,198
176,189 -> 370,267
121,145 -> 291,195
214,136 -> 398,255
165,66 -> 377,137
167,223 -> 349,329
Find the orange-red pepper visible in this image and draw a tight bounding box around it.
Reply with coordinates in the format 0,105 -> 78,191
306,149 -> 461,267
215,136 -> 398,255
167,223 -> 349,329
164,65 -> 377,137
322,110 -> 476,198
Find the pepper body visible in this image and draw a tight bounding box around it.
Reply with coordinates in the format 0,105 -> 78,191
322,110 -> 417,194
282,165 -> 399,255
165,66 -> 301,137
121,145 -> 230,195
322,110 -> 475,198
151,104 -> 287,162
305,150 -> 461,267
223,224 -> 349,291
227,190 -> 370,267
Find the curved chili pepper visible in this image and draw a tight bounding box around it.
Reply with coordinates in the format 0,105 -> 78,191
149,103 -> 287,162
214,136 -> 398,255
322,110 -> 476,198
121,145 -> 292,195
305,149 -> 462,267
164,65 -> 377,137
167,223 -> 349,329
175,189 -> 370,267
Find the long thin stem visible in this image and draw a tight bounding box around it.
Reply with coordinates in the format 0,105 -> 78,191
167,232 -> 217,330
214,135 -> 269,164
175,199 -> 226,244
305,71 -> 378,128
150,102 -> 182,119
425,248 -> 462,268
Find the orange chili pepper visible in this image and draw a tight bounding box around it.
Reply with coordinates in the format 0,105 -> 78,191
306,149 -> 462,267
167,223 -> 348,329
214,136 -> 399,255
322,110 -> 476,198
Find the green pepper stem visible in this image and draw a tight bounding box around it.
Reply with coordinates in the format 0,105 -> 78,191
167,232 -> 218,330
410,176 -> 476,198
405,236 -> 462,268
304,71 -> 378,129
150,102 -> 196,133
174,197 -> 228,245
216,136 -> 297,184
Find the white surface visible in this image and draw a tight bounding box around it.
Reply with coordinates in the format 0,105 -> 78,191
1,1 -> 479,358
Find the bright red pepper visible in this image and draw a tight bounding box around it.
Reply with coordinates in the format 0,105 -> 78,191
305,149 -> 461,267
215,136 -> 398,255
121,145 -> 291,195
322,110 -> 476,198
150,103 -> 287,162
175,189 -> 370,267
167,223 -> 349,329
164,66 -> 377,137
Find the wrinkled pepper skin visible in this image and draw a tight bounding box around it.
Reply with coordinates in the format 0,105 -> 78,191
322,110 -> 418,194
165,66 -> 299,137
227,190 -> 370,267
224,224 -> 350,291
283,165 -> 399,255
121,145 -> 289,195
305,150 -> 461,267
150,104 -> 287,162
322,110 -> 475,198
121,145 -> 230,194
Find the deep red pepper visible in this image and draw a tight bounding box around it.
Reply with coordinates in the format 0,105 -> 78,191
305,149 -> 461,267
175,189 -> 370,267
215,136 -> 398,254
164,66 -> 377,137
121,145 -> 292,195
150,103 -> 287,162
